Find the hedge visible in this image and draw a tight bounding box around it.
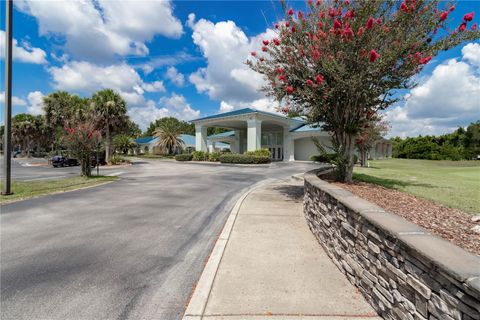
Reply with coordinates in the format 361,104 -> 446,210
244,148 -> 271,157
208,151 -> 222,162
219,154 -> 271,164
175,154 -> 193,161
310,153 -> 358,164
192,151 -> 208,161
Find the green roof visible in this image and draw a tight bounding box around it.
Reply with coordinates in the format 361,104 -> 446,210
192,108 -> 304,124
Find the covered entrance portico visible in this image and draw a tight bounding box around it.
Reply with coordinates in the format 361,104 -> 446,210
192,108 -> 304,161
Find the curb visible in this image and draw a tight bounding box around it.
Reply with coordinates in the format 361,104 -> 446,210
182,178 -> 276,319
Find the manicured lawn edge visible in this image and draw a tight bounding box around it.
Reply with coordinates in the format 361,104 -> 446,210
1,176 -> 118,204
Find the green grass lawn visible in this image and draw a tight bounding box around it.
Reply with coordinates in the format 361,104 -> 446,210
1,176 -> 117,203
353,159 -> 480,215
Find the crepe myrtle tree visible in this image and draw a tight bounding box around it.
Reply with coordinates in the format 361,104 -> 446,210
355,118 -> 390,167
248,0 -> 479,182
62,122 -> 102,177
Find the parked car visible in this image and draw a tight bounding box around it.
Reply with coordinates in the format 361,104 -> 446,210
51,156 -> 79,167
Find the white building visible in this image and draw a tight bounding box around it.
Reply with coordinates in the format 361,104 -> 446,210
191,108 -> 392,161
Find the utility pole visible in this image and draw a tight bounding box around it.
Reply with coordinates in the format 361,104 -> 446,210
2,0 -> 13,195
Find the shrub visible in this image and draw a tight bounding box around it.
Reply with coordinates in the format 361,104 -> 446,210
309,153 -> 339,164
219,154 -> 271,164
244,148 -> 271,157
109,154 -> 129,165
175,154 -> 193,161
208,151 -> 222,162
192,151 -> 208,161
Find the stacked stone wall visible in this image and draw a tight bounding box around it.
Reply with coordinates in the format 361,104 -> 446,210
304,169 -> 480,320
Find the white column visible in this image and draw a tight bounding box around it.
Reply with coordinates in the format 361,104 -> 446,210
195,124 -> 207,152
210,141 -> 216,152
387,143 -> 393,158
283,128 -> 295,161
247,118 -> 261,151
230,130 -> 240,153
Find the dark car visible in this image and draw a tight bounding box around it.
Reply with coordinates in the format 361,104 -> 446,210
51,156 -> 79,167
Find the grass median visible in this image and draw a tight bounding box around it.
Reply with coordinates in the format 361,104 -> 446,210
353,159 -> 480,214
1,175 -> 118,203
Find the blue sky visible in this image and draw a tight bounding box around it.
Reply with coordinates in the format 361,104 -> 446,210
0,0 -> 479,137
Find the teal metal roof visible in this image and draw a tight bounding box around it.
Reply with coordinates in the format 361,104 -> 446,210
180,134 -> 195,146
290,123 -> 324,132
208,131 -> 235,139
135,136 -> 157,144
192,108 -> 304,124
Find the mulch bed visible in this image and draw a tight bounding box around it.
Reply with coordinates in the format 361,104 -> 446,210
331,181 -> 480,256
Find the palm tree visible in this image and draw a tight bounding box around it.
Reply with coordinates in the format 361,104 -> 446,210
153,119 -> 185,155
113,134 -> 137,155
90,89 -> 127,162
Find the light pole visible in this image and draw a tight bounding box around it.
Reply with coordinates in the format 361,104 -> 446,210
2,0 -> 13,195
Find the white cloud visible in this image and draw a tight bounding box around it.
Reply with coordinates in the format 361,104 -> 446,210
0,30 -> 47,64
0,91 -> 44,115
219,101 -> 235,113
187,13 -> 196,28
0,92 -> 27,106
48,61 -> 165,106
159,93 -> 200,120
15,0 -> 183,62
384,43 -> 480,138
166,66 -> 185,86
26,91 -> 45,115
188,18 -> 276,106
462,43 -> 480,67
128,94 -> 201,130
128,102 -> 171,131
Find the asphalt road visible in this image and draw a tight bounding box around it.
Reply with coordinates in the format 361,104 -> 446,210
1,157 -> 129,181
1,160 -> 318,320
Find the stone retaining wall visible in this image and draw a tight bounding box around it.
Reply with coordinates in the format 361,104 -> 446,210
303,169 -> 480,320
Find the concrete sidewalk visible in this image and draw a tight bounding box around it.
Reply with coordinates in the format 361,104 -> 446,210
184,177 -> 381,320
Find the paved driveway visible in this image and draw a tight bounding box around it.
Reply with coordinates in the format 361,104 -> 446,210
1,160 -> 318,320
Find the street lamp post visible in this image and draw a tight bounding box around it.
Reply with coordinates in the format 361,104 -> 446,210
2,0 -> 13,195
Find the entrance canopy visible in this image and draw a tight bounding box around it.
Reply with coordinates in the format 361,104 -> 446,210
192,108 -> 313,160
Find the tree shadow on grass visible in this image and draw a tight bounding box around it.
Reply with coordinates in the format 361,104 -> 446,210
272,185 -> 304,202
353,173 -> 438,189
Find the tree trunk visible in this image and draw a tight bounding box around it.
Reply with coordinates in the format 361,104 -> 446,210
81,154 -> 91,176
360,149 -> 367,167
105,121 -> 110,163
334,132 -> 355,183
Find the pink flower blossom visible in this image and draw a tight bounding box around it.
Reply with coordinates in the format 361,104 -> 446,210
286,21 -> 290,27
273,39 -> 280,46
291,26 -> 296,32
278,74 -> 287,81
262,46 -> 268,52
334,19 -> 342,29
262,40 -> 269,46
274,23 -> 279,29
369,49 -> 380,62
276,67 -> 284,73
286,86 -> 294,94
366,17 -> 374,29
250,51 -> 256,57
288,8 -> 294,15
420,56 -> 432,64
376,18 -> 382,25
357,27 -> 365,36
306,79 -> 314,86
315,74 -> 324,84
439,11 -> 448,21
459,22 -> 467,32
400,2 -> 408,12
298,11 -> 304,20
472,23 -> 478,30
463,12 -> 474,22
449,6 -> 455,12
